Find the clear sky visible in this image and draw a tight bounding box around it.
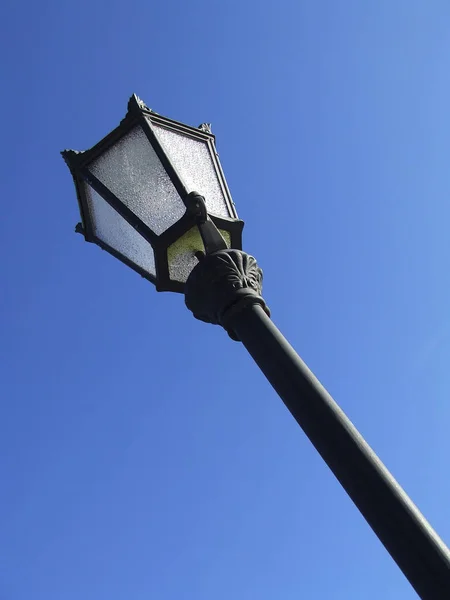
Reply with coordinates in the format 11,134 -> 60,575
1,1 -> 450,598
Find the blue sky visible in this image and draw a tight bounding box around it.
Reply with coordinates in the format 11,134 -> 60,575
1,1 -> 450,598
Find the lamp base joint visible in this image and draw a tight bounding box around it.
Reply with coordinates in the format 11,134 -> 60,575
185,249 -> 269,340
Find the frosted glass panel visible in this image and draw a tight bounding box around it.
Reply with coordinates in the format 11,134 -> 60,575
89,126 -> 185,235
85,183 -> 156,276
167,227 -> 231,283
151,121 -> 231,219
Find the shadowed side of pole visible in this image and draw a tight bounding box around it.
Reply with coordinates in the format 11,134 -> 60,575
185,249 -> 450,600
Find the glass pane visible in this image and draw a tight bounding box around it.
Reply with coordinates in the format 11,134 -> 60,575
85,183 -> 156,276
151,121 -> 232,219
167,227 -> 231,283
89,125 -> 186,236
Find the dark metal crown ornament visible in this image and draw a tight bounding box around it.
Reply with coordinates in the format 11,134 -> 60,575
199,123 -> 212,133
127,94 -> 154,114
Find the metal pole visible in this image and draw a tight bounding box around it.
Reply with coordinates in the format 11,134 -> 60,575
231,302 -> 450,599
185,249 -> 450,599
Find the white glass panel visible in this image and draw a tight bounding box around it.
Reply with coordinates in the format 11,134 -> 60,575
151,121 -> 232,219
167,227 -> 231,283
85,183 -> 156,276
89,126 -> 185,235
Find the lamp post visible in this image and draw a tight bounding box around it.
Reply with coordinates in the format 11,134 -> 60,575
62,94 -> 450,600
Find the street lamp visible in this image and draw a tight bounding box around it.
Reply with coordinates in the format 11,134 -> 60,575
62,95 -> 450,600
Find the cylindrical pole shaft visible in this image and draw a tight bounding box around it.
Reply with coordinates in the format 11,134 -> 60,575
185,248 -> 450,598
230,303 -> 450,600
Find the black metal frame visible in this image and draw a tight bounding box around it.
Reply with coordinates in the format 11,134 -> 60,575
62,94 -> 243,293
